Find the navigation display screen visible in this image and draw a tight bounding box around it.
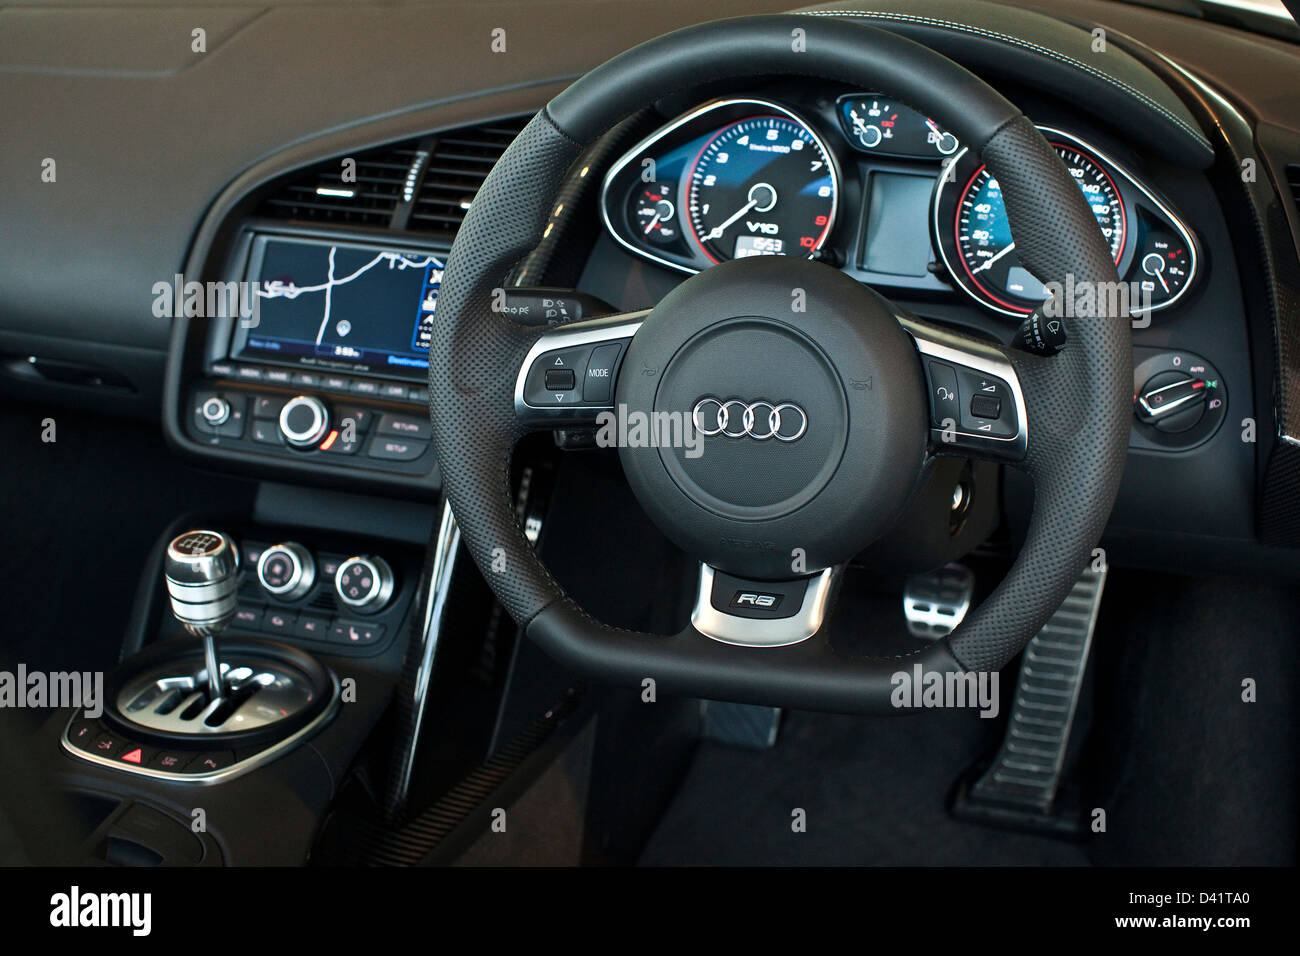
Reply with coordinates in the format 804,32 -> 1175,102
231,235 -> 443,380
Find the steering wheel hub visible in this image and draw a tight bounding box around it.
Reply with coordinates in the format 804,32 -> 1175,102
616,256 -> 926,578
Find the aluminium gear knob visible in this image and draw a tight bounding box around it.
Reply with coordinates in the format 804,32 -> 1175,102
164,530 -> 240,701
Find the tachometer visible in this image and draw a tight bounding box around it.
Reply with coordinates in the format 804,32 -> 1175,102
953,143 -> 1125,313
686,115 -> 837,264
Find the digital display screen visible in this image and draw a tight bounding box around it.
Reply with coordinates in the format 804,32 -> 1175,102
1004,265 -> 1048,301
231,235 -> 443,380
861,172 -> 935,277
733,235 -> 785,258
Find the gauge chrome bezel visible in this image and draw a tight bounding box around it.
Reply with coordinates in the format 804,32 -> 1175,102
932,126 -> 1200,318
600,97 -> 842,275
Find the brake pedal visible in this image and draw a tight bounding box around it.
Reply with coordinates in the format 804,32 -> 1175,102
902,563 -> 974,639
952,565 -> 1107,834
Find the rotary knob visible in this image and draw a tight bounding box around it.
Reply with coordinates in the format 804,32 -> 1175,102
334,555 -> 394,612
256,542 -> 316,600
200,395 -> 231,427
279,395 -> 329,448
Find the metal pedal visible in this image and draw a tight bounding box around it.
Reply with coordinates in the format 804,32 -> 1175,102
701,701 -> 782,750
902,563 -> 974,639
953,565 -> 1107,833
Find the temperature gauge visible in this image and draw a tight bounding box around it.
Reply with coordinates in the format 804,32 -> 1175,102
838,94 -> 958,158
630,183 -> 679,244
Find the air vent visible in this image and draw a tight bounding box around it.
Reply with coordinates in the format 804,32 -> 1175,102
408,116 -> 531,238
259,141 -> 425,226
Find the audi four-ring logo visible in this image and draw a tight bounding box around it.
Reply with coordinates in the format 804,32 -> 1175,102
692,398 -> 808,442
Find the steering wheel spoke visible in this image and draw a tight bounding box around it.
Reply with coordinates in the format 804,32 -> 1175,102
513,310 -> 648,430
901,316 -> 1029,464
691,563 -> 838,647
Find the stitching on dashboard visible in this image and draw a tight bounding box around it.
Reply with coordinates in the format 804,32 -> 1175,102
799,10 -> 1212,151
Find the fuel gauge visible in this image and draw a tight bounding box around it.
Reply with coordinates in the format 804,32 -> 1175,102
631,183 -> 679,244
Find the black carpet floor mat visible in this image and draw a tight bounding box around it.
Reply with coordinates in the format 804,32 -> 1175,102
638,705 -> 1089,866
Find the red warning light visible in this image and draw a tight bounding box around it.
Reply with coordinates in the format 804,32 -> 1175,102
319,430 -> 339,451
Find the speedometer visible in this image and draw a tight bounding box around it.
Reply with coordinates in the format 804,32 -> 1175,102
686,115 -> 837,264
953,143 -> 1125,313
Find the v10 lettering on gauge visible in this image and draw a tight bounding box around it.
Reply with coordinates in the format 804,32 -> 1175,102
686,115 -> 837,264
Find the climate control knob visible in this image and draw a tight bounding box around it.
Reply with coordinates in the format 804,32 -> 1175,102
334,555 -> 394,612
279,395 -> 329,448
257,542 -> 316,600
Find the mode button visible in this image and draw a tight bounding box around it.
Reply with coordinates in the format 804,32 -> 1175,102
582,343 -> 623,404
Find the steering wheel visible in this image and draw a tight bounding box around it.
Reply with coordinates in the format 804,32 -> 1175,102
427,14 -> 1130,714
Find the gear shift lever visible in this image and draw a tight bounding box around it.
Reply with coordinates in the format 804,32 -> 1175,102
163,530 -> 240,701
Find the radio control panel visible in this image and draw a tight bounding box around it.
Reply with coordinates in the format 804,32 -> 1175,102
187,362 -> 434,477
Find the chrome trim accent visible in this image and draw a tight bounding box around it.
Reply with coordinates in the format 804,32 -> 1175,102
600,97 -> 842,275
256,541 -> 316,600
279,394 -> 328,447
899,316 -> 1029,460
512,311 -> 647,422
1137,379 -> 1206,418
116,657 -> 319,735
692,564 -> 835,647
392,502 -> 460,809
932,126 -> 1201,318
692,397 -> 807,441
60,673 -> 340,786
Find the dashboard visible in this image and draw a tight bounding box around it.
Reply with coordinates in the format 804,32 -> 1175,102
601,90 -> 1200,320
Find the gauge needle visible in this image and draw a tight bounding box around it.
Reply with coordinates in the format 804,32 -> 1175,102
972,241 -> 1016,274
704,199 -> 758,241
642,213 -> 663,235
1142,253 -> 1169,293
704,183 -> 777,241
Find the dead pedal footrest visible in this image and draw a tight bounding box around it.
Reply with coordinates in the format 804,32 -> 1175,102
951,565 -> 1107,834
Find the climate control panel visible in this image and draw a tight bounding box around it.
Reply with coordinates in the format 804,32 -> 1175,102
196,536 -> 414,654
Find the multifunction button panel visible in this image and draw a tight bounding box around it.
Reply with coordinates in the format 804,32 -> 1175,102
191,369 -> 436,476
919,354 -> 1024,462
66,713 -> 250,778
188,364 -> 433,476
520,340 -> 628,409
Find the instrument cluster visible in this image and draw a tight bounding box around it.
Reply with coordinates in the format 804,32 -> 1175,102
600,93 -> 1200,321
